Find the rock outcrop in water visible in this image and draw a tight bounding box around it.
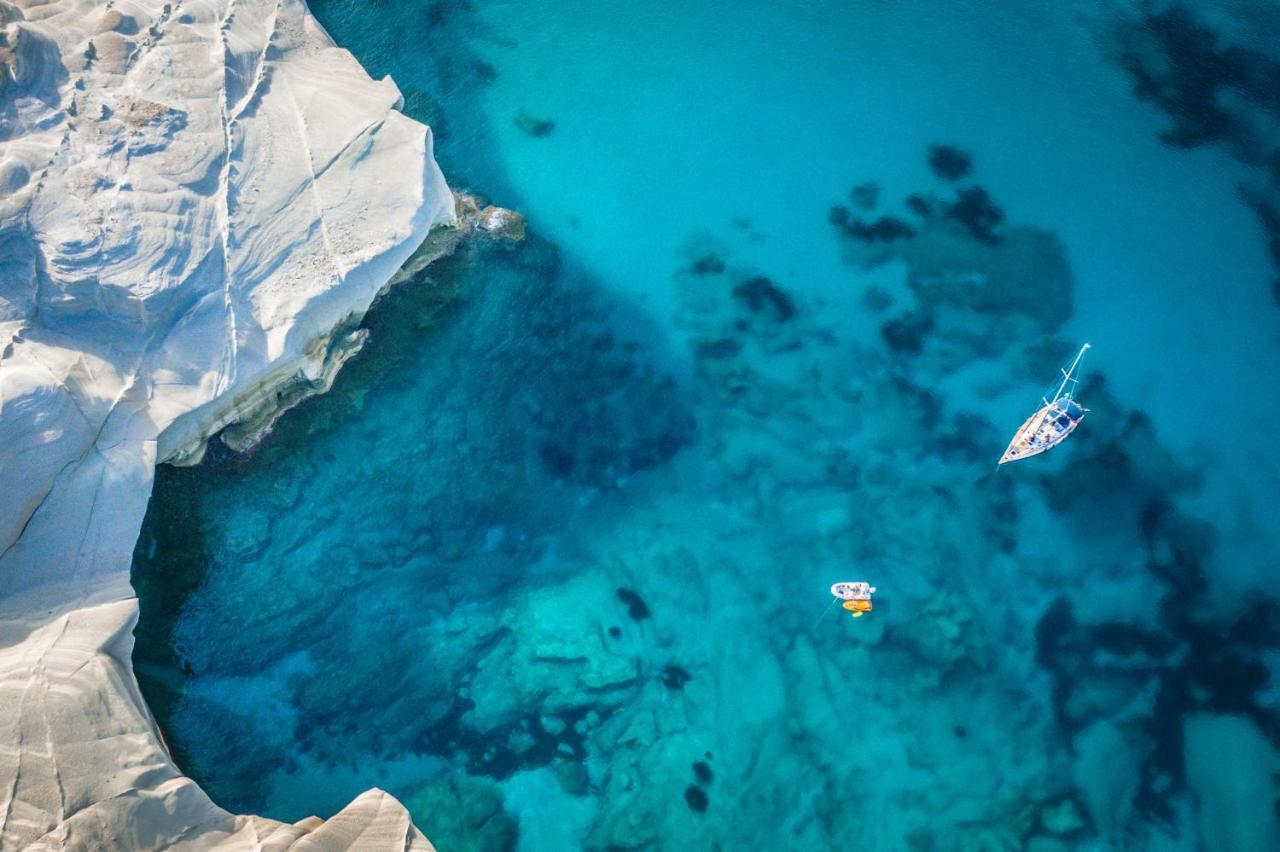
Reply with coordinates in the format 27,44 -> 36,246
0,0 -> 458,847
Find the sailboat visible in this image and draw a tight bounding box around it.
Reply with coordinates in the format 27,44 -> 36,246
998,343 -> 1091,465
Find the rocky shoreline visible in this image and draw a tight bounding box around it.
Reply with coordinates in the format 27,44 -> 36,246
164,193 -> 522,467
0,0 -> 489,847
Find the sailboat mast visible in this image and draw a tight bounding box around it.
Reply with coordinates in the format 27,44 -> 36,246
1053,343 -> 1091,401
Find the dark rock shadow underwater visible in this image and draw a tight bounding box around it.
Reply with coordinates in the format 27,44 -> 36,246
1110,1 -> 1280,307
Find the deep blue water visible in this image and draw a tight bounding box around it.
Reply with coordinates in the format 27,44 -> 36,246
132,1 -> 1280,849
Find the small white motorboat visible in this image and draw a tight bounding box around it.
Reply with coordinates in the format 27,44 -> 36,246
831,581 -> 876,617
999,343 -> 1091,465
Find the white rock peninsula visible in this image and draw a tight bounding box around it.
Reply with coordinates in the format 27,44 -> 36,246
0,0 -> 460,847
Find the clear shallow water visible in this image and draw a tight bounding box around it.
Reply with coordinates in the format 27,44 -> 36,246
133,1 -> 1280,849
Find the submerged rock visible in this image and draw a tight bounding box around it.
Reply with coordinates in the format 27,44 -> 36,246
945,186 -> 1004,243
461,573 -> 642,736
541,442 -> 576,477
404,775 -> 518,852
553,759 -> 591,796
1073,720 -> 1141,844
896,593 -> 987,671
905,193 -> 932,216
831,175 -> 1072,335
732,276 -> 797,322
905,220 -> 1073,333
839,215 -> 917,243
1239,186 -> 1280,304
1036,797 -> 1085,837
691,254 -> 727,275
1114,6 -> 1267,150
472,59 -> 499,84
616,587 -> 652,620
696,337 -> 743,360
660,663 -> 692,690
515,109 -> 556,137
880,312 -> 933,355
928,144 -> 973,180
401,85 -> 450,140
683,784 -> 709,813
1183,714 -> 1280,852
850,181 -> 880,209
861,285 -> 894,311
510,253 -> 696,487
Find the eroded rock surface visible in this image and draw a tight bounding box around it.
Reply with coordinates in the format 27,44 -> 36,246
0,0 -> 456,847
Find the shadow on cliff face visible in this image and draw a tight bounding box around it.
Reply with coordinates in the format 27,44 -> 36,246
129,464 -> 215,791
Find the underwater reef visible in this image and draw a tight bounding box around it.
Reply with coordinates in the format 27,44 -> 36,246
1109,0 -> 1280,308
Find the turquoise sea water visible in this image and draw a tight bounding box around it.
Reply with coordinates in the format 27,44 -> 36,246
132,1 -> 1280,849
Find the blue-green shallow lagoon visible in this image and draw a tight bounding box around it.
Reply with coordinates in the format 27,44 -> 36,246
132,1 -> 1280,849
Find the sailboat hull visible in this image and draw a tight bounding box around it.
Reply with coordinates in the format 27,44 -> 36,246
999,398 -> 1084,464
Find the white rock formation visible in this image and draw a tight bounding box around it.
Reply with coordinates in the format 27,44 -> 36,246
0,0 -> 457,847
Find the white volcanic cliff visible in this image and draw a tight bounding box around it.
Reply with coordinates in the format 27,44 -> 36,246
0,0 -> 457,847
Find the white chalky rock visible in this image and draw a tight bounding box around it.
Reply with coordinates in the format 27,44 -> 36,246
0,0 -> 455,847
